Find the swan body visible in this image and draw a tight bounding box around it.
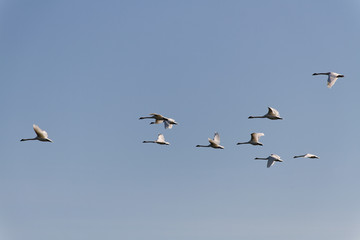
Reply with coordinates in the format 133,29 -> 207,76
249,107 -> 282,120
237,133 -> 264,146
312,72 -> 344,88
143,133 -> 170,145
294,153 -> 319,159
20,124 -> 53,142
254,154 -> 283,168
196,132 -> 224,149
139,113 -> 178,129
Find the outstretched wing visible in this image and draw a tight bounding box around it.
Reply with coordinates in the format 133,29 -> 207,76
150,113 -> 164,119
213,132 -> 220,144
270,154 -> 281,160
268,107 -> 279,117
267,159 -> 275,168
327,74 -> 338,88
251,133 -> 264,142
157,134 -> 165,142
33,124 -> 48,138
164,120 -> 173,129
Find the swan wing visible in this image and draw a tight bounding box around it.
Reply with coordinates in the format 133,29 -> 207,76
157,134 -> 165,142
251,133 -> 264,142
268,107 -> 280,117
208,139 -> 219,148
33,124 -> 48,138
164,117 -> 176,124
267,159 -> 275,168
150,113 -> 164,119
164,121 -> 173,129
327,73 -> 338,88
270,154 -> 281,160
213,132 -> 220,144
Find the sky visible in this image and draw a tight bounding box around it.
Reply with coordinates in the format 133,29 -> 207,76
1,0 -> 360,239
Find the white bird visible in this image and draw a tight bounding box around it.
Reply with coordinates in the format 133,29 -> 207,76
248,107 -> 282,120
254,154 -> 283,168
143,133 -> 170,145
294,153 -> 319,159
139,113 -> 178,129
312,72 -> 344,88
21,124 -> 53,142
237,133 -> 264,146
196,132 -> 224,149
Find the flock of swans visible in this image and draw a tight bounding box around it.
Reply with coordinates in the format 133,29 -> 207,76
138,107 -> 320,168
20,72 -> 341,168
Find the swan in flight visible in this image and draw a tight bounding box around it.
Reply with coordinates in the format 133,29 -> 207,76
196,132 -> 224,149
139,113 -> 178,129
20,124 -> 53,142
143,133 -> 170,145
237,133 -> 264,146
312,72 -> 344,88
248,107 -> 282,120
293,153 -> 319,159
254,154 -> 283,168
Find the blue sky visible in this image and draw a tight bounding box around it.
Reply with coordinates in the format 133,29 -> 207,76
1,1 -> 360,239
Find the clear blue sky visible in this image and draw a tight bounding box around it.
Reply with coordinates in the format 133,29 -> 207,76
1,1 -> 360,239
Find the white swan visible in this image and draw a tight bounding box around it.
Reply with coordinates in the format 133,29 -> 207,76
21,124 -> 53,142
312,72 -> 344,88
293,153 -> 319,159
143,133 -> 170,145
249,107 -> 282,120
237,133 -> 264,146
254,154 -> 283,168
196,132 -> 224,149
139,113 -> 178,129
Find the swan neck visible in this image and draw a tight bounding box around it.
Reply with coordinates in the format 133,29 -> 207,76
20,138 -> 37,141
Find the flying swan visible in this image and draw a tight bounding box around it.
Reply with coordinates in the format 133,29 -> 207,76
196,132 -> 224,149
249,107 -> 282,120
143,133 -> 170,145
254,154 -> 283,168
293,153 -> 319,159
312,72 -> 344,88
20,124 -> 53,142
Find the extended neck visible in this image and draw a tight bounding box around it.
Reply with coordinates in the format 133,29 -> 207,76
237,142 -> 249,145
143,141 -> 155,143
20,138 -> 37,141
249,116 -> 265,119
196,145 -> 210,147
254,157 -> 268,160
313,72 -> 329,75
